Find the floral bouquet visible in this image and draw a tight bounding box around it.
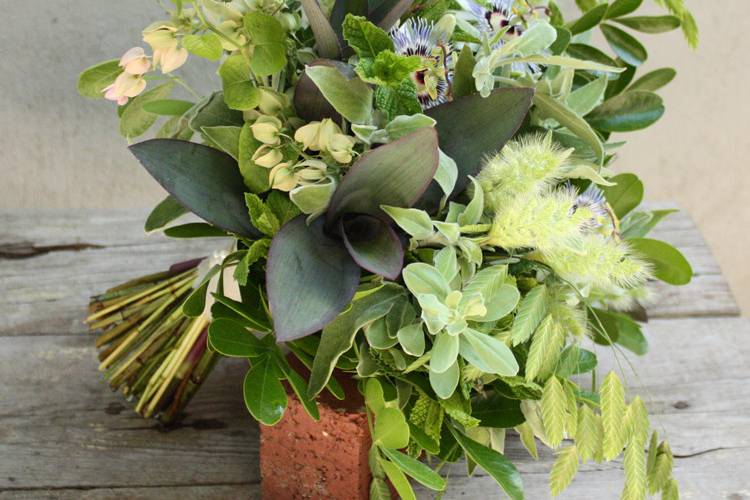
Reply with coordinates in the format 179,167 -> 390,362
79,0 -> 697,498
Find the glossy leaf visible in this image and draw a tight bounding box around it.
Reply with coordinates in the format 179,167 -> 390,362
208,318 -> 267,357
379,447 -> 446,491
601,173 -> 644,218
591,308 -> 648,355
163,222 -> 228,238
305,64 -> 373,124
449,426 -> 524,500
628,68 -> 677,92
341,215 -> 404,279
629,238 -> 693,285
307,284 -> 403,396
370,0 -> 414,29
566,3 -> 609,35
327,128 -> 439,222
212,294 -> 273,333
472,392 -> 525,428
601,23 -> 648,67
144,196 -> 187,232
613,15 -> 681,33
266,216 -> 360,342
182,264 -> 220,317
379,458 -> 416,500
243,356 -> 287,425
586,91 -> 664,132
605,0 -> 643,19
421,88 -> 533,207
279,360 -> 320,421
129,139 -> 260,237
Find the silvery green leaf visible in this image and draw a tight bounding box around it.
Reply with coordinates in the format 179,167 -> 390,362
457,177 -> 484,226
496,22 -> 557,58
385,114 -> 436,140
445,202 -> 466,224
429,360 -> 460,399
351,124 -> 379,144
381,206 -> 434,240
434,246 -> 459,283
357,341 -> 380,377
366,317 -> 399,349
478,285 -> 521,322
566,75 -> 608,116
434,150 -> 459,200
431,331 -> 460,373
290,180 -> 337,216
397,323 -> 426,356
462,329 -> 519,376
458,239 -> 484,266
433,221 -> 461,244
305,65 -> 373,124
416,293 -> 450,334
502,55 -> 625,74
402,263 -> 451,299
472,56 -> 494,98
566,163 -> 616,186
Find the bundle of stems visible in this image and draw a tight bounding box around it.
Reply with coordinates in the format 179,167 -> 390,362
86,258 -> 217,424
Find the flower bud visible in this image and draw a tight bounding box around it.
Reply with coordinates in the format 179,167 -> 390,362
327,134 -> 357,164
258,88 -> 287,115
142,23 -> 179,50
269,162 -> 298,191
252,146 -> 283,168
102,72 -> 147,105
153,46 -> 189,74
119,47 -> 151,75
250,115 -> 283,145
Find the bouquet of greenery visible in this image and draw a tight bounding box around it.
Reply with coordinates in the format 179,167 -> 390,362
79,0 -> 697,497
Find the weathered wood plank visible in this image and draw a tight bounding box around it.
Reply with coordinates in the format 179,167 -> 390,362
0,207 -> 738,337
0,485 -> 258,500
2,318 -> 748,496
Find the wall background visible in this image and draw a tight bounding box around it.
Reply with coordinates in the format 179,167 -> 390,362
2,1 -> 747,313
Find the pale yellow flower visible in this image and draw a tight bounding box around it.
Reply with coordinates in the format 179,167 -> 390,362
294,159 -> 328,183
153,46 -> 188,73
294,119 -> 340,151
252,146 -> 283,168
328,134 -> 357,164
119,47 -> 151,75
269,162 -> 297,191
258,89 -> 287,115
250,115 -> 283,145
143,23 -> 188,73
103,72 -> 147,105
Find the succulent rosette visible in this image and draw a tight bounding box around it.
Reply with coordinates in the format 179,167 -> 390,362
79,0 -> 699,497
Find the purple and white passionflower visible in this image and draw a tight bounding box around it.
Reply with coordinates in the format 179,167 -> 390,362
572,184 -> 612,232
390,18 -> 453,109
466,0 -> 520,35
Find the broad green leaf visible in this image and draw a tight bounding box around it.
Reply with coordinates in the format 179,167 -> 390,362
556,346 -> 598,377
306,65 -> 373,124
621,208 -> 677,239
182,32 -> 223,60
511,284 -> 548,346
300,0 -> 341,58
144,196 -> 187,232
238,122 -> 270,193
601,23 -> 648,67
605,0 -> 643,19
243,356 -> 287,425
627,68 -> 677,92
629,238 -> 692,285
385,114 -> 435,140
431,331 -> 460,373
142,99 -> 194,116
307,284 -> 403,396
586,90 -> 664,132
601,173 -> 643,218
201,125 -> 241,160
421,87 -> 533,207
379,447 -> 446,491
188,91 -> 243,133
223,81 -> 261,111
566,163 -> 616,186
129,139 -> 261,237
565,43 -> 619,68
341,215 -> 404,279
374,79 -> 422,120
533,92 -> 604,163
208,318 -> 266,357
219,53 -> 250,86
267,216 -> 361,342
342,15 -> 394,58
403,263 -> 451,300
245,193 -> 280,237
479,285 -> 520,322
498,22 -> 558,57
279,361 -> 320,421
379,458 -> 416,500
77,59 -> 120,98
182,264 -> 220,316
165,224 -> 223,240
449,426 -> 524,500
471,391 -> 524,428
550,26 -> 572,55
434,246 -> 459,283
381,206 -> 434,240
397,323 -> 426,356
592,308 -> 648,355
566,3 -> 609,35
212,294 -> 272,333
120,82 -> 174,138
374,407 -> 410,449
457,177 -> 484,226
613,15 -> 681,33
244,12 -> 287,76
464,265 -> 508,301
566,76 -> 607,116
290,181 -> 336,216
327,128 -> 439,221
453,44 -> 477,98
462,329 -> 519,376
429,360 -> 459,399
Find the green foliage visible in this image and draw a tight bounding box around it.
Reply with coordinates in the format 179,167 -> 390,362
120,82 -> 174,138
601,371 -> 627,460
375,80 -> 422,120
541,376 -> 567,448
587,91 -> 665,132
629,238 -> 693,285
549,445 -> 579,496
243,12 -> 287,76
306,65 -> 374,124
342,15 -> 394,58
182,33 -> 223,60
243,355 -> 287,425
358,51 -> 423,87
525,315 -> 565,382
77,59 -> 120,98
144,196 -> 187,233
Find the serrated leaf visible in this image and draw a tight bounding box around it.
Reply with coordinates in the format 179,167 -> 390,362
601,371 -> 627,460
245,193 -> 280,237
343,15 -> 394,58
511,285 -> 548,345
550,445 -> 579,496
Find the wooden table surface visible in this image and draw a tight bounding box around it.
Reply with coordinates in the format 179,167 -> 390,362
0,207 -> 747,500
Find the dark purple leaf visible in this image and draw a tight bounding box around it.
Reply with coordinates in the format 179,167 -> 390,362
341,215 -> 404,279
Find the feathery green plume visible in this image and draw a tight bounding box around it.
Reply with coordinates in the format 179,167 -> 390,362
576,405 -> 603,463
622,438 -> 647,500
487,188 -> 594,252
550,445 -> 579,496
601,371 -> 627,460
479,133 -> 573,212
541,376 -> 567,448
525,314 -> 565,381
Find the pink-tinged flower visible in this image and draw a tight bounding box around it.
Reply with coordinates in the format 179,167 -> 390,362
153,46 -> 189,74
102,72 -> 147,105
119,47 -> 151,75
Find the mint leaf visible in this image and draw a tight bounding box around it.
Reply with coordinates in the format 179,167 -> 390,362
357,51 -> 422,86
343,15 -> 394,58
375,79 -> 422,120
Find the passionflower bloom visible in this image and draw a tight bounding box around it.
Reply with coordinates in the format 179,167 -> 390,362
573,184 -> 613,233
390,18 -> 452,109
